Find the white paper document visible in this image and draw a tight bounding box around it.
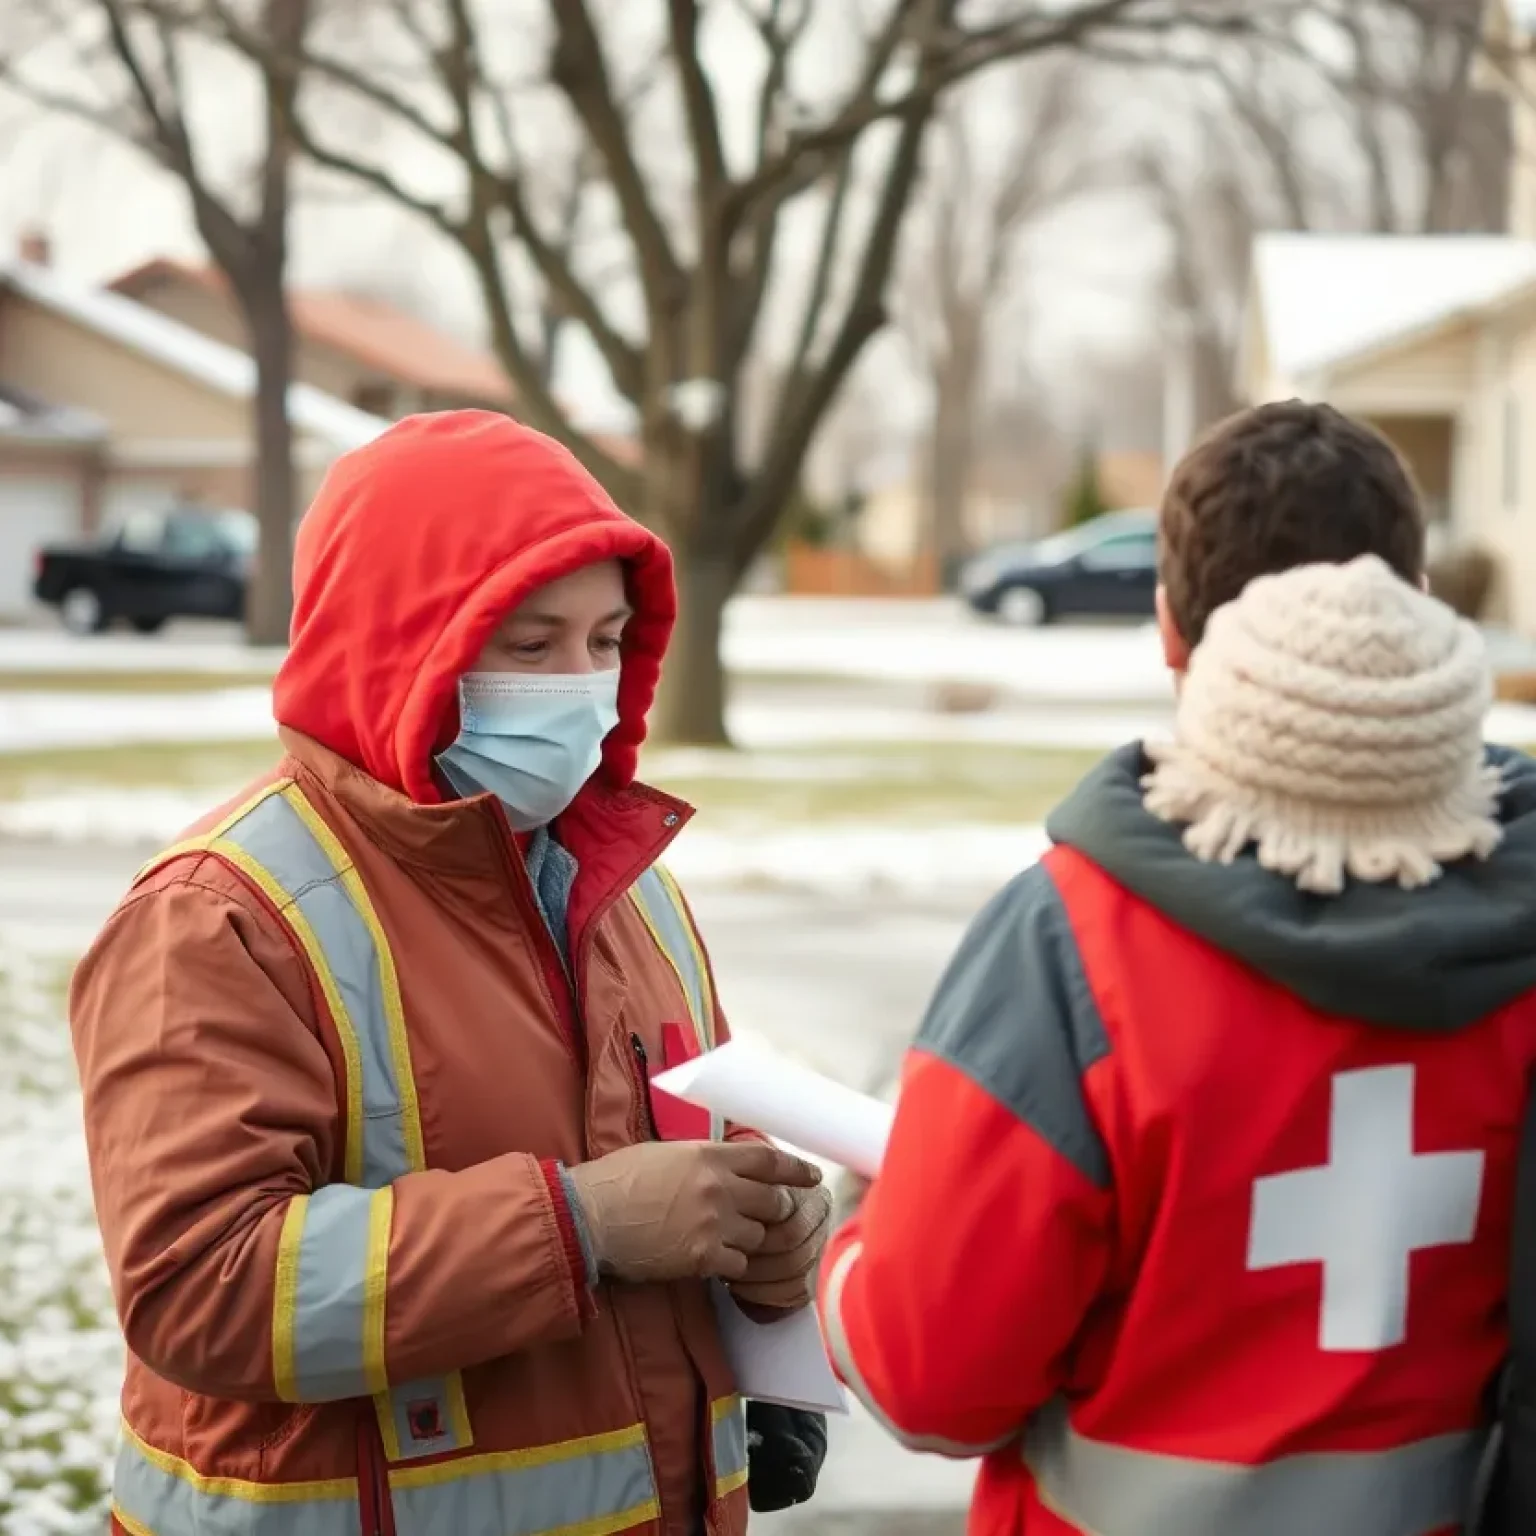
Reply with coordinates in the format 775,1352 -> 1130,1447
652,1038 -> 894,1179
712,1284 -> 849,1415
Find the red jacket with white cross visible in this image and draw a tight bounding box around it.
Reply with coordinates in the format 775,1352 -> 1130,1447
819,750 -> 1536,1536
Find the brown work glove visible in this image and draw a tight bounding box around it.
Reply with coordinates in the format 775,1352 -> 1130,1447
567,1140 -> 823,1285
728,1181 -> 834,1311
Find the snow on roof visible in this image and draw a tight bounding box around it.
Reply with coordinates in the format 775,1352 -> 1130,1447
0,259 -> 390,452
1252,233 -> 1536,379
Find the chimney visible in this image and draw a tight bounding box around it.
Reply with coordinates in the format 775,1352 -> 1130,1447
17,229 -> 50,266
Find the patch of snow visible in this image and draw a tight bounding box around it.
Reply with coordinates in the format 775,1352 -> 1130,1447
3,259 -> 388,452
0,630 -> 279,675
724,599 -> 1175,703
665,822 -> 1050,897
0,790 -> 219,846
0,689 -> 275,753
0,943 -> 119,1529
1252,233 -> 1536,378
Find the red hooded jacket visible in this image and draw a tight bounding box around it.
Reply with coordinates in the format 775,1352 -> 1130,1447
71,412 -> 752,1536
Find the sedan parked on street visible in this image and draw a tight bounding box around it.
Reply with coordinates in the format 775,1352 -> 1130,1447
959,508 -> 1158,625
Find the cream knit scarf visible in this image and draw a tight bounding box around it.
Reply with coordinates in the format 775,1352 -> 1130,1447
1142,554 -> 1504,895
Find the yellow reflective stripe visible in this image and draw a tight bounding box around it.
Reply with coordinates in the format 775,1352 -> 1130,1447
209,836 -> 367,1185
655,865 -> 715,1048
132,779 -> 292,886
445,1373 -> 474,1451
390,1423 -> 648,1488
363,1186 -> 394,1397
119,1418 -> 358,1501
109,1507 -> 152,1536
272,1194 -> 308,1404
280,783 -> 427,1173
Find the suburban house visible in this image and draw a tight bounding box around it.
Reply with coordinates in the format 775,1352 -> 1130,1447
1239,0 -> 1536,628
0,243 -> 386,621
109,258 -> 515,420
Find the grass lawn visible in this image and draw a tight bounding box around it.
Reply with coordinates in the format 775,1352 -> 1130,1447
0,736 -> 1104,829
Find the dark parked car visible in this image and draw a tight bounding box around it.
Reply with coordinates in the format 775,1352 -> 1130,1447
959,508 -> 1158,625
34,506 -> 256,635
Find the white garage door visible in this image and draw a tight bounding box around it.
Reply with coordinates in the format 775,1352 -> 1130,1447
0,474 -> 83,621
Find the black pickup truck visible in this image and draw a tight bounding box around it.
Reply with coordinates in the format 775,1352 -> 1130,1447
34,506 -> 256,635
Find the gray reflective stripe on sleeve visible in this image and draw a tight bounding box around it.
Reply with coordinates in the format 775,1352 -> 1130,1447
630,865 -> 724,1139
822,1242 -> 1016,1460
388,1430 -> 660,1536
1025,1397 -> 1485,1536
712,1396 -> 749,1492
220,786 -> 471,1462
113,1428 -> 359,1536
228,792 -> 410,1186
289,1184 -> 385,1400
914,860 -> 1110,1187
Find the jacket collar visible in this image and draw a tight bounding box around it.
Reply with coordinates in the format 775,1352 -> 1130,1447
278,727 -> 693,888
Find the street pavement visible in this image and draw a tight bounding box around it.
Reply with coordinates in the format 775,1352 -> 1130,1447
2,835 -> 987,1531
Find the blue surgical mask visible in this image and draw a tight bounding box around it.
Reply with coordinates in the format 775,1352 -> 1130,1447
436,670 -> 621,830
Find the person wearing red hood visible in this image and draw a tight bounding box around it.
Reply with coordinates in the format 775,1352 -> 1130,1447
69,412 -> 832,1536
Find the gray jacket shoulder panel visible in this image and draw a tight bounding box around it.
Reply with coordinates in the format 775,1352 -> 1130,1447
914,860 -> 1112,1188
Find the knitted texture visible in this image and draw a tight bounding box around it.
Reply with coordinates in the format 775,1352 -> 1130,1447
1142,554 -> 1503,895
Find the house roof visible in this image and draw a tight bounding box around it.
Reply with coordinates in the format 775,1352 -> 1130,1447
2,259 -> 389,452
1250,233 -> 1536,381
109,258 -> 514,405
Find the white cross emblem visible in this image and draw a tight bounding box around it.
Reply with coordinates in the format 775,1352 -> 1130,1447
1246,1065 -> 1485,1352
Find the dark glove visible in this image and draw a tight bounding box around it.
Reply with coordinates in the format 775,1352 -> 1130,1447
746,1401 -> 828,1512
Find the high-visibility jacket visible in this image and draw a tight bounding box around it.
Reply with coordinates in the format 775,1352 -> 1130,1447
77,758 -> 748,1536
821,743 -> 1536,1536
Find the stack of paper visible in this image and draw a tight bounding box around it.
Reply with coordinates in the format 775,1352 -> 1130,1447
654,1039 -> 899,1413
653,1038 -> 894,1179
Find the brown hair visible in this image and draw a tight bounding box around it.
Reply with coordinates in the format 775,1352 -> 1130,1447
1159,400 -> 1427,648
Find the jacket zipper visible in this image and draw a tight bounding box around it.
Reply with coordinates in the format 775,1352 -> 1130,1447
630,1032 -> 659,1140
357,1414 -> 392,1536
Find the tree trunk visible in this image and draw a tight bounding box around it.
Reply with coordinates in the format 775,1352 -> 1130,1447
243,285 -> 298,646
651,543 -> 734,748
928,353 -> 979,587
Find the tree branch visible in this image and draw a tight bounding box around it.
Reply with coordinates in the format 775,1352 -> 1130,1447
548,0 -> 686,325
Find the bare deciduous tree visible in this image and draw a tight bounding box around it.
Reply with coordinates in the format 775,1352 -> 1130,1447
1,0 -> 313,644
195,0 -> 1310,744
898,58 -> 1099,582
1138,0 -> 1509,445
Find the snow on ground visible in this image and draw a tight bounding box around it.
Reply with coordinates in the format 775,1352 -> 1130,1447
0,627 -> 281,676
5,684 -> 1536,758
0,945 -> 118,1532
0,684 -> 1178,756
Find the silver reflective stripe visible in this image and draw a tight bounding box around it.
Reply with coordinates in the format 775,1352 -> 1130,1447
713,1397 -> 748,1491
389,1433 -> 660,1536
821,1242 -> 1012,1460
229,792 -> 410,1186
222,788 -> 468,1462
1025,1397 -> 1484,1536
113,1430 -> 359,1536
631,865 -> 724,1139
291,1184 -> 382,1400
